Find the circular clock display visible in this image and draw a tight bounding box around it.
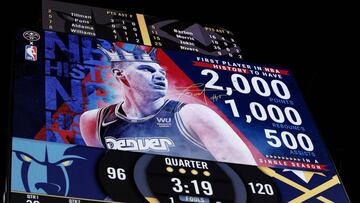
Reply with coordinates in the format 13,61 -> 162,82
134,155 -> 246,203
98,150 -> 280,203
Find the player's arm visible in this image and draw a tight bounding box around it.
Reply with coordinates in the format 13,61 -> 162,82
79,109 -> 103,148
179,104 -> 256,165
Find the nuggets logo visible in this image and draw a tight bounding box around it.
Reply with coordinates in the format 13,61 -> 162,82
105,137 -> 175,152
259,167 -> 345,202
25,45 -> 37,61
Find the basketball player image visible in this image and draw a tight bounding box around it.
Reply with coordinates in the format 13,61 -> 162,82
80,44 -> 256,165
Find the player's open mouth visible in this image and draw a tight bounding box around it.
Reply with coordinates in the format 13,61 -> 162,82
153,81 -> 166,88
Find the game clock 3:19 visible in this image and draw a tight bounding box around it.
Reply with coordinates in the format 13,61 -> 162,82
99,147 -> 281,202
171,178 -> 213,196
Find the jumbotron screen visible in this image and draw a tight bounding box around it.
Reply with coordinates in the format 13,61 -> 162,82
6,0 -> 349,203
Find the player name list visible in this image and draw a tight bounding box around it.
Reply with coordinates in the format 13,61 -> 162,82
43,0 -> 140,39
42,0 -> 243,58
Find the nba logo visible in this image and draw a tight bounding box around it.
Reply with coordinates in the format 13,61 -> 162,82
25,45 -> 37,61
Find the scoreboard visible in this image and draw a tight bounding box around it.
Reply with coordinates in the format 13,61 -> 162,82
43,0 -> 242,59
5,0 -> 350,203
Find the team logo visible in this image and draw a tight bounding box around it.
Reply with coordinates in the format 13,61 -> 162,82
23,31 -> 41,42
259,167 -> 343,202
12,139 -> 85,196
105,137 -> 175,152
23,30 -> 40,61
156,117 -> 172,128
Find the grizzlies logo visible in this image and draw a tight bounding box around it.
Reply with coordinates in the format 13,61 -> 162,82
11,138 -> 85,196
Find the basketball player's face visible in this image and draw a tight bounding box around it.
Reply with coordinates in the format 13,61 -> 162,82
124,62 -> 168,98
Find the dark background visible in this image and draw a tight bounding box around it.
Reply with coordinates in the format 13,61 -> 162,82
2,0 -> 355,202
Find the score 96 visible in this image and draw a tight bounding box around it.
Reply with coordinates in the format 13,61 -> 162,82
107,167 -> 127,180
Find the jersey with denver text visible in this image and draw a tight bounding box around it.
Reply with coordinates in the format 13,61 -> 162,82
97,100 -> 213,160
